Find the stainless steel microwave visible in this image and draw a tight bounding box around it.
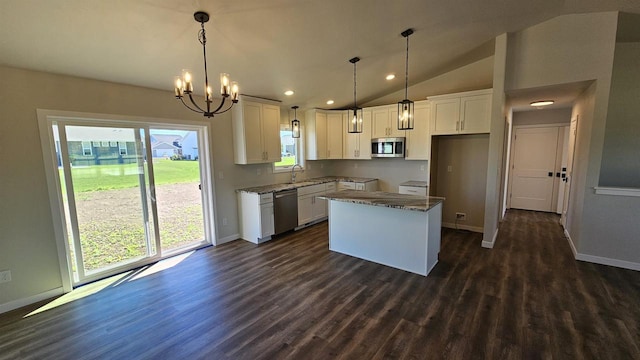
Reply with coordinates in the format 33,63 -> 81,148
371,137 -> 405,158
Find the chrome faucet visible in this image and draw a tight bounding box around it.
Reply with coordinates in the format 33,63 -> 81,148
291,164 -> 304,183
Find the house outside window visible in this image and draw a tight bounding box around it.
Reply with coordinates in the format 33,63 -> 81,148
82,141 -> 92,156
119,142 -> 128,155
273,122 -> 302,173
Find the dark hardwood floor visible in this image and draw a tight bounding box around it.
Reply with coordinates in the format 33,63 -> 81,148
1,210 -> 639,359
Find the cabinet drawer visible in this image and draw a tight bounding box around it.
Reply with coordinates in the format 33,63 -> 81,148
259,193 -> 274,204
399,186 -> 427,196
337,182 -> 356,191
298,183 -> 325,196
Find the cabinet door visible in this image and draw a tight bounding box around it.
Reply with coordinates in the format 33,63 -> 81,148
262,104 -> 282,162
243,101 -> 265,163
312,194 -> 327,220
359,110 -> 372,159
260,203 -> 274,238
297,195 -> 313,225
326,112 -> 343,159
405,103 -> 431,160
343,112 -> 358,159
372,107 -> 390,138
431,98 -> 460,135
460,94 -> 491,134
388,107 -> 406,138
316,112 -> 328,159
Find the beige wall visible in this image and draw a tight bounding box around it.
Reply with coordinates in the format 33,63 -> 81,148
432,135 -> 489,230
599,42 -> 640,187
513,108 -> 572,126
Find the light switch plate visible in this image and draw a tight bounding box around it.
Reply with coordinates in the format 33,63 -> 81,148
0,270 -> 11,284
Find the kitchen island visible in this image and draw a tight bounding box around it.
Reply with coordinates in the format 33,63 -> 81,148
320,190 -> 444,276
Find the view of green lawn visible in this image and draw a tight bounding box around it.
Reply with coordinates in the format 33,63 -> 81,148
64,159 -> 200,192
275,155 -> 296,167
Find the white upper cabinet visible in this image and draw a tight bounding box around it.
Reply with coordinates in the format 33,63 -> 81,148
232,96 -> 281,164
306,109 -> 343,160
326,112 -> 344,159
343,109 -> 372,160
429,89 -> 492,135
371,105 -> 406,138
405,101 -> 431,160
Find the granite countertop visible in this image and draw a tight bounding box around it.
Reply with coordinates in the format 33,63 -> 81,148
320,190 -> 444,212
399,181 -> 429,188
236,176 -> 378,194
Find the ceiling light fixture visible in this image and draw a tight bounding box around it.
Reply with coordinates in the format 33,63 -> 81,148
398,28 -> 414,130
326,100 -> 334,105
530,100 -> 555,107
174,11 -> 239,118
386,74 -> 396,80
291,106 -> 300,138
348,57 -> 363,134
284,90 -> 295,96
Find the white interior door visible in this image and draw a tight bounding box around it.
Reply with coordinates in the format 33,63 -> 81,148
509,126 -> 560,212
561,117 -> 578,227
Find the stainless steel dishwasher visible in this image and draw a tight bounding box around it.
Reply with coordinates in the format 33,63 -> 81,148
273,189 -> 298,235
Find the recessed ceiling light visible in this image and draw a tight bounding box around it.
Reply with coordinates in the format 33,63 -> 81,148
326,100 -> 334,105
386,74 -> 395,80
284,90 -> 294,96
530,100 -> 554,107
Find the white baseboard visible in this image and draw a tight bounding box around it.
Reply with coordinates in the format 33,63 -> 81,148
563,229 -> 640,271
442,222 -> 484,233
481,228 -> 498,248
216,233 -> 239,245
0,287 -> 64,315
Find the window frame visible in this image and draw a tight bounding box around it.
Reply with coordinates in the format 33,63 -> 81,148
273,121 -> 304,173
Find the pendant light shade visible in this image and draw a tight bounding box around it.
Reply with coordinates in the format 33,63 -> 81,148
291,106 -> 300,138
398,28 -> 414,130
348,57 -> 363,134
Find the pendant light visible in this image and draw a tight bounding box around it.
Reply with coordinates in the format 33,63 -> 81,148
348,57 -> 363,134
291,106 -> 300,138
398,28 -> 414,130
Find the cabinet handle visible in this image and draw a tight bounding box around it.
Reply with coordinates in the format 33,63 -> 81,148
461,120 -> 465,131
327,149 -> 330,157
456,121 -> 459,131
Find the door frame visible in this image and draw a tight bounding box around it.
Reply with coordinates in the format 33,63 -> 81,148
37,109 -> 218,291
506,123 -> 566,211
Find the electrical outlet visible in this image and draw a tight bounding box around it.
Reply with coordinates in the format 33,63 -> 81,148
218,171 -> 224,179
0,270 -> 11,284
420,165 -> 425,171
456,212 -> 466,221
447,165 -> 453,172
222,218 -> 228,226
257,168 -> 261,176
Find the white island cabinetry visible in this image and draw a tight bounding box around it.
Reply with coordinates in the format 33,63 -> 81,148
323,191 -> 443,276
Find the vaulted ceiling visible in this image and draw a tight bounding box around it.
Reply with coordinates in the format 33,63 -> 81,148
1,0 -> 638,110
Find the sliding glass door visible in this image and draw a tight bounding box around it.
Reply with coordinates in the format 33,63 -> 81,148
51,120 -> 211,285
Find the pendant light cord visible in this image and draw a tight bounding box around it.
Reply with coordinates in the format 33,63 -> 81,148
404,34 -> 409,100
353,61 -> 357,109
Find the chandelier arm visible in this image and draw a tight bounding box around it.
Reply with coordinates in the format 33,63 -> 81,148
180,97 -> 204,114
214,101 -> 235,115
187,93 -> 206,113
210,95 -> 228,114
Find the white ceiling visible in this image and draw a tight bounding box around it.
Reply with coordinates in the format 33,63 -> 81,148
1,0 -> 639,110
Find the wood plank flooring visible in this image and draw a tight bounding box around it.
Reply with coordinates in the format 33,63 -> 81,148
1,209 -> 639,359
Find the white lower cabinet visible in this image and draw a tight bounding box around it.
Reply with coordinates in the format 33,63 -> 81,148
238,192 -> 274,244
297,183 -> 329,226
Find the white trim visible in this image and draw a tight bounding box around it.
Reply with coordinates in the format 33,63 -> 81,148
442,222 -> 484,233
482,228 -> 498,248
564,229 -> 640,271
0,288 -> 64,315
427,88 -> 492,100
576,253 -> 640,271
594,187 -> 640,197
216,234 -> 239,245
564,228 -> 578,257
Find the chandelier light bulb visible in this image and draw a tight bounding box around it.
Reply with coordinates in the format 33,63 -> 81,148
230,81 -> 239,101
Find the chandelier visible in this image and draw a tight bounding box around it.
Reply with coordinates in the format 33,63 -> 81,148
174,11 -> 239,118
